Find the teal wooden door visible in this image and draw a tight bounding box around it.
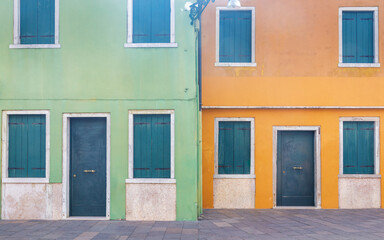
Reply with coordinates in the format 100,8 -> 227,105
70,118 -> 106,217
277,131 -> 315,206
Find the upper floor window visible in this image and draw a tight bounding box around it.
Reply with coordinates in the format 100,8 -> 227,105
339,7 -> 379,67
215,7 -> 256,67
125,0 -> 177,48
10,0 -> 60,49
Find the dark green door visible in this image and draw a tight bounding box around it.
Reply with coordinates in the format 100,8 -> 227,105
277,131 -> 315,206
70,118 -> 106,216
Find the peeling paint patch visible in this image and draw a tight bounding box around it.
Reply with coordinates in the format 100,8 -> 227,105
213,178 -> 255,208
126,183 -> 176,221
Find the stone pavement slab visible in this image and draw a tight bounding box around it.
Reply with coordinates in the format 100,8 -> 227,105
1,209 -> 384,239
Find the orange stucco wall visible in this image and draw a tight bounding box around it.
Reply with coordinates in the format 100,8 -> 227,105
201,0 -> 384,209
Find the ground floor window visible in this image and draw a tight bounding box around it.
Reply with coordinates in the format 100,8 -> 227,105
340,117 -> 379,175
214,118 -> 254,176
129,110 -> 175,179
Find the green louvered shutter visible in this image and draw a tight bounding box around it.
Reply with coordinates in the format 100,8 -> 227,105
343,121 -> 374,174
134,114 -> 171,178
220,11 -> 252,63
133,0 -> 170,43
20,0 -> 55,44
218,121 -> 251,174
8,115 -> 46,178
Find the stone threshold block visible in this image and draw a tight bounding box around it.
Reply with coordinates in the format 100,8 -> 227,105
125,180 -> 176,221
339,175 -> 381,209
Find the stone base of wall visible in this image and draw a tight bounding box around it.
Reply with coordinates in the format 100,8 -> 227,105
213,178 -> 255,208
339,175 -> 381,209
126,182 -> 176,221
1,183 -> 62,220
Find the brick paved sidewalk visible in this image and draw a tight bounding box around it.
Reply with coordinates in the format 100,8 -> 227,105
1,209 -> 384,240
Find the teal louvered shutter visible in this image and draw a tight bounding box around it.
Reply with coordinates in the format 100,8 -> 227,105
342,12 -> 357,63
356,12 -> 374,63
220,11 -> 252,63
8,115 -> 46,178
133,0 -> 170,43
343,122 -> 358,174
20,0 -> 55,44
133,114 -> 171,178
343,11 -> 374,63
343,121 -> 374,174
357,122 -> 374,174
218,121 -> 251,174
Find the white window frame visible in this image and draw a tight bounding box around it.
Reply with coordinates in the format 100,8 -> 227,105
10,0 -> 60,49
215,7 -> 256,67
338,7 -> 379,68
125,0 -> 177,48
339,117 -> 380,176
1,110 -> 50,183
126,110 -> 176,184
214,118 -> 255,179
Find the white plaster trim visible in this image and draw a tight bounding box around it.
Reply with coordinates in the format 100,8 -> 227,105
216,7 -> 256,66
214,174 -> 255,179
214,118 -> 255,176
2,178 -> 49,184
1,110 -> 50,181
338,7 -> 379,66
125,179 -> 176,184
203,106 -> 384,109
338,174 -> 381,179
11,0 -> 60,47
272,126 -> 321,208
215,62 -> 257,67
339,117 -> 380,175
128,110 -> 175,180
124,43 -> 178,48
62,113 -> 111,219
126,0 -> 176,45
9,44 -> 61,49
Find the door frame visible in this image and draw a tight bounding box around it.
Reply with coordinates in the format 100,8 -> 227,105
272,126 -> 321,208
62,113 -> 111,220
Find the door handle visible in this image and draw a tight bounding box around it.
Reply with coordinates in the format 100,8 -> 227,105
292,166 -> 303,170
83,170 -> 96,173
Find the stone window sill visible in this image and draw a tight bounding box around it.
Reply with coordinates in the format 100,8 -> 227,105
125,178 -> 176,184
338,63 -> 380,68
124,43 -> 178,48
2,178 -> 49,184
214,174 -> 256,179
338,174 -> 381,179
9,44 -> 61,49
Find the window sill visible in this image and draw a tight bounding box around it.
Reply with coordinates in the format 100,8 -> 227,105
214,174 -> 256,179
125,178 -> 176,184
2,178 -> 49,184
215,62 -> 257,67
9,44 -> 61,49
124,43 -> 178,48
338,63 -> 380,68
338,174 -> 381,179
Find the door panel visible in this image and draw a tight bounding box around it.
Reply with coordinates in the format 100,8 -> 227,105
70,117 -> 106,217
277,131 -> 315,206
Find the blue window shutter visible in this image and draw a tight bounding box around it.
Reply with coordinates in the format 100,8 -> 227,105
233,122 -> 251,174
133,0 -> 151,43
218,121 -> 251,174
20,0 -> 38,44
357,122 -> 374,174
343,122 -> 358,174
220,11 -> 252,63
151,0 -> 170,43
356,12 -> 374,63
342,12 -> 357,63
27,115 -> 46,178
133,114 -> 171,178
8,115 -> 46,178
37,0 -> 55,44
235,11 -> 252,63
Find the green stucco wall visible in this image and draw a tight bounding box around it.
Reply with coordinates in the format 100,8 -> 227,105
0,0 -> 200,220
